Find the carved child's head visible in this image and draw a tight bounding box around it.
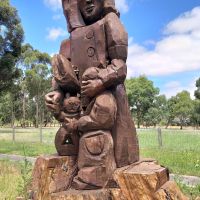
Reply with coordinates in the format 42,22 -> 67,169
63,97 -> 81,114
78,0 -> 104,24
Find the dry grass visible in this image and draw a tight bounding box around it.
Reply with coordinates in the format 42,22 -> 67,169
0,160 -> 21,200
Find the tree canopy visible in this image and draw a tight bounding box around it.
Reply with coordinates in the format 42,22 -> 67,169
194,77 -> 200,100
192,77 -> 200,128
19,44 -> 52,127
126,76 -> 159,128
0,0 -> 24,93
172,91 -> 193,129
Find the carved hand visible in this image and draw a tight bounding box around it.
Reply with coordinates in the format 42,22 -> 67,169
81,79 -> 104,98
63,117 -> 78,133
45,91 -> 63,113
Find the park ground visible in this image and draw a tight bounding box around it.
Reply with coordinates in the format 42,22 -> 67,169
0,127 -> 200,199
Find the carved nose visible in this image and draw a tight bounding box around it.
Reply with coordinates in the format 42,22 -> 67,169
86,0 -> 92,3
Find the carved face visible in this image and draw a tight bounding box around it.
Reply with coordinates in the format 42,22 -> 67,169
78,0 -> 104,24
63,97 -> 81,114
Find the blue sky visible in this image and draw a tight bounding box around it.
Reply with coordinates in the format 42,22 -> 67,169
10,0 -> 200,98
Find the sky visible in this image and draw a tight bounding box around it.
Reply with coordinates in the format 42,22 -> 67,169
10,0 -> 200,98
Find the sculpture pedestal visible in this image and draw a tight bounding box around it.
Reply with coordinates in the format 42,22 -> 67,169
113,160 -> 188,200
31,155 -> 188,200
31,155 -> 77,200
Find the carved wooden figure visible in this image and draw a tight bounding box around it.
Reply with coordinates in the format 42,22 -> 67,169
45,0 -> 139,190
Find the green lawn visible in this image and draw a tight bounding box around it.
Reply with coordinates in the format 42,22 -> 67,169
0,140 -> 56,157
0,127 -> 200,177
138,129 -> 200,176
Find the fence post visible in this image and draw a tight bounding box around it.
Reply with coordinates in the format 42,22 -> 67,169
157,127 -> 162,147
40,124 -> 43,143
39,111 -> 44,143
12,126 -> 15,142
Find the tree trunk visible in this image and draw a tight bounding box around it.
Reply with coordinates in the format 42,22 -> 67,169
136,108 -> 142,129
165,118 -> 170,129
180,120 -> 183,130
157,127 -> 162,147
137,121 -> 140,129
11,100 -> 15,142
180,118 -> 183,130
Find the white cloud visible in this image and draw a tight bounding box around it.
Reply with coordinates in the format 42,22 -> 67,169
46,27 -> 68,41
161,78 -> 198,99
143,39 -> 156,46
165,81 -> 181,89
52,14 -> 62,20
164,7 -> 200,35
127,6 -> 200,77
116,0 -> 129,13
44,0 -> 62,11
162,81 -> 182,98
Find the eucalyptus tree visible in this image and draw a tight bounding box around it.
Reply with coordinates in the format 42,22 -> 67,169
18,44 -> 52,127
192,78 -> 200,128
143,95 -> 167,127
194,77 -> 200,100
126,76 -> 159,128
0,0 -> 24,94
173,91 -> 193,129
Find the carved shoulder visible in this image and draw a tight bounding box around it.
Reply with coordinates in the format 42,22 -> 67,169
59,39 -> 71,60
105,12 -> 128,61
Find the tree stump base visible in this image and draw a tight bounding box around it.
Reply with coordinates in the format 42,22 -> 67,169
31,154 -> 77,200
31,155 -> 188,200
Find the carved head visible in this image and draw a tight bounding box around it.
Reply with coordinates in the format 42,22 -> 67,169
63,97 -> 81,114
62,0 -> 118,31
78,0 -> 104,24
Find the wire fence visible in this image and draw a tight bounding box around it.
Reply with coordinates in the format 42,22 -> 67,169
1,127 -> 200,176
0,127 -> 199,151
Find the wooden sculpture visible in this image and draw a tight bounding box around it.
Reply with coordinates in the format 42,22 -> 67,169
45,0 -> 139,190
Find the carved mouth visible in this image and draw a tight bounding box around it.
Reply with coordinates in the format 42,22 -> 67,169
85,5 -> 95,13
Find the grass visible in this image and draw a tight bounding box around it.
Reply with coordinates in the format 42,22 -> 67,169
180,184 -> 200,200
0,127 -> 200,177
0,140 -> 56,157
0,160 -> 22,200
0,159 -> 33,200
138,129 -> 200,176
174,174 -> 200,199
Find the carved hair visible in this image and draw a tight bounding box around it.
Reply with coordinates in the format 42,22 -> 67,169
62,0 -> 119,32
104,0 -> 119,16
